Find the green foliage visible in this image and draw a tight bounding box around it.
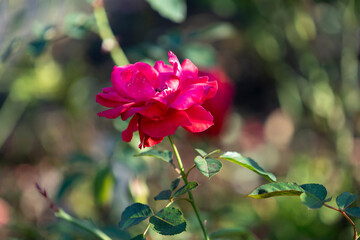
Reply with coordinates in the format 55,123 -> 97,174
135,149 -> 173,163
195,148 -> 220,158
210,227 -> 257,240
28,39 -> 48,57
344,207 -> 360,218
172,181 -> 198,198
248,182 -> 304,199
195,148 -> 207,157
118,203 -> 153,230
56,173 -> 83,200
299,184 -> 327,209
64,13 -> 96,39
194,156 -> 222,178
145,0 -> 186,23
94,167 -> 114,206
336,192 -> 358,210
170,178 -> 181,191
154,190 -> 172,201
220,152 -> 276,182
131,234 -> 145,240
149,207 -> 186,235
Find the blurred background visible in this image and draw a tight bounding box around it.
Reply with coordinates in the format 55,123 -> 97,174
1,0 -> 360,239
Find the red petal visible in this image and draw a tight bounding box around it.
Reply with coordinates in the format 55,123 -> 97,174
170,80 -> 218,110
134,62 -> 159,83
183,105 -> 214,133
111,65 -> 155,100
154,60 -> 172,73
97,104 -> 133,119
168,51 -> 182,77
138,130 -> 164,149
122,114 -> 139,142
181,59 -> 198,78
121,103 -> 166,121
98,106 -> 126,119
140,109 -> 191,138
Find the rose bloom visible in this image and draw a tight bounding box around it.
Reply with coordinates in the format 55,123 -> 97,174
198,69 -> 235,136
96,51 -> 218,148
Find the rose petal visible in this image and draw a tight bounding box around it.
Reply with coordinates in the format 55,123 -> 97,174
111,65 -> 133,95
139,130 -> 164,149
111,66 -> 155,100
98,103 -> 134,119
121,106 -> 143,121
122,114 -> 139,142
140,110 -> 191,138
96,91 -> 129,107
183,105 -> 214,132
98,88 -> 129,102
168,51 -> 182,77
154,60 -> 173,73
170,81 -> 218,110
121,102 -> 167,121
134,62 -> 159,83
96,95 -> 120,108
181,59 -> 198,78
139,102 -> 167,119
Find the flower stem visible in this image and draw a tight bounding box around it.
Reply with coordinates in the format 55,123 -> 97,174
168,136 -> 210,240
55,209 -> 112,240
323,203 -> 359,240
92,0 -> 129,66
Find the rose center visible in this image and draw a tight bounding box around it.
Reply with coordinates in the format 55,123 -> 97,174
155,84 -> 168,92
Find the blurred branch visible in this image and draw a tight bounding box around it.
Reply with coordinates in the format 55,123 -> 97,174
36,183 -> 112,240
323,203 -> 359,240
55,209 -> 113,240
92,0 -> 129,66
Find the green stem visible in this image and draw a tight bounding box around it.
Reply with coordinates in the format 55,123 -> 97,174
143,224 -> 151,237
168,136 -> 210,240
92,0 -> 129,66
55,209 -> 112,240
323,203 -> 358,240
185,164 -> 196,179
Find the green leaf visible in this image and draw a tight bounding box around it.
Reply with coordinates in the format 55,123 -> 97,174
195,148 -> 207,157
248,182 -> 304,199
149,207 -> 186,235
135,149 -> 172,163
118,203 -> 153,230
300,184 -> 327,209
205,149 -> 221,157
154,190 -> 172,201
195,148 -> 220,158
194,156 -> 222,178
56,173 -> 83,200
170,178 -> 181,191
146,0 -> 186,23
172,182 -> 198,198
345,207 -> 360,218
336,192 -> 358,210
220,152 -> 276,182
210,227 -> 256,240
131,234 -> 145,240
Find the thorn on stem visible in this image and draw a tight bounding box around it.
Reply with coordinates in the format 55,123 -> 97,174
35,182 -> 59,212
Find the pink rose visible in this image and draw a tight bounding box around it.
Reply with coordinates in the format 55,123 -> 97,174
96,51 -> 218,148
